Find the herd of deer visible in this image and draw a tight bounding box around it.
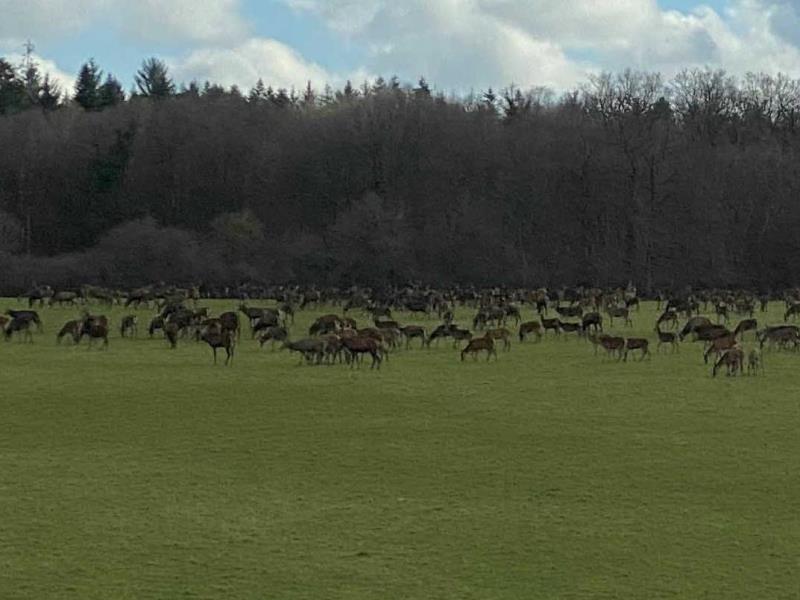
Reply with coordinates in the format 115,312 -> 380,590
5,284 -> 800,376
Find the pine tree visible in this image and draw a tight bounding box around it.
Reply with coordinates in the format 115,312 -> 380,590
0,58 -> 25,115
75,59 -> 102,110
134,57 -> 175,98
248,78 -> 268,103
98,73 -> 125,107
38,74 -> 61,110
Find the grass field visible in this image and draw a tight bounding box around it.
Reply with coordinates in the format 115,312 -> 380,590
1,299 -> 799,599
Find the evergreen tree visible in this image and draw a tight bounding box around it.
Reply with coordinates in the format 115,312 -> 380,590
134,57 -> 175,98
38,74 -> 61,110
98,73 -> 125,107
248,78 -> 268,103
74,59 -> 102,110
0,58 -> 25,115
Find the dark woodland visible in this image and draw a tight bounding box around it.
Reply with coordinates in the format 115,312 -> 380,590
2,56 -> 800,293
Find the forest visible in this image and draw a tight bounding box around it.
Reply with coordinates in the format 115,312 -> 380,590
1,55 -> 800,292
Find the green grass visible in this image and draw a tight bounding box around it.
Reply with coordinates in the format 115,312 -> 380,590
1,300 -> 799,599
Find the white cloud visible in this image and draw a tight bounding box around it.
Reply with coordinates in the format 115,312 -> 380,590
172,38 -> 341,91
285,0 -> 800,89
0,0 -> 247,45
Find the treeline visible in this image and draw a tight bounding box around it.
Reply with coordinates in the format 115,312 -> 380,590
2,55 -> 800,291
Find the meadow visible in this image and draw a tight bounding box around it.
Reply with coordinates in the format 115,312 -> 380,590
1,299 -> 799,599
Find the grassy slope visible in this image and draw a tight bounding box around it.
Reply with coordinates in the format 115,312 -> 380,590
0,300 -> 799,599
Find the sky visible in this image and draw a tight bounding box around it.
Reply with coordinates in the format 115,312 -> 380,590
2,0 -> 800,96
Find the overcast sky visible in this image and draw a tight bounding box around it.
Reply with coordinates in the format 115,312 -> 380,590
2,0 -> 800,95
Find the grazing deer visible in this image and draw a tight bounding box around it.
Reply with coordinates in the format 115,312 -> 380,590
678,316 -> 711,341
785,303 -> 800,321
733,319 -> 757,340
747,348 -> 763,375
5,318 -> 33,342
460,335 -> 497,361
258,326 -> 288,349
693,324 -> 731,343
80,319 -> 109,349
57,320 -> 81,344
624,338 -> 649,361
6,309 -> 42,332
518,321 -> 542,342
655,326 -> 679,352
587,332 -> 610,355
703,335 -> 737,364
606,306 -> 632,327
758,326 -> 800,351
282,338 -> 324,364
540,315 -> 561,336
713,348 -> 744,377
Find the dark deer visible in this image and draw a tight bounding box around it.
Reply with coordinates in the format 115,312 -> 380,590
747,348 -> 763,375
606,306 -> 632,327
655,326 -> 679,353
201,327 -> 236,365
57,320 -> 81,344
120,315 -> 138,338
624,338 -> 649,361
733,319 -> 757,340
460,335 -> 497,361
540,315 -> 561,336
599,335 -> 625,360
400,325 -> 426,348
581,312 -> 603,333
258,326 -> 288,349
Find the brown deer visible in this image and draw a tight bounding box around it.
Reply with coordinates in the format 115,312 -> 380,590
460,335 -> 497,361
703,335 -> 737,364
518,321 -> 542,342
624,338 -> 649,361
201,327 -> 235,365
342,336 -> 382,369
485,328 -> 512,351
713,348 -> 744,377
56,320 -> 81,344
80,319 -> 109,349
599,335 -> 625,360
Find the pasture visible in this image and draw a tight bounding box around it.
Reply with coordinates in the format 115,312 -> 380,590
1,299 -> 799,599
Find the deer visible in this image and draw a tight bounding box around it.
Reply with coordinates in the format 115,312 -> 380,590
282,338 -> 325,365
460,335 -> 497,361
703,334 -> 737,364
581,312 -> 603,333
606,306 -> 632,327
342,335 -> 382,369
747,348 -> 763,375
400,325 -> 426,349
656,309 -> 679,329
198,325 -> 235,365
733,319 -> 757,340
120,315 -> 138,338
485,328 -> 512,351
258,326 -> 289,349
624,338 -> 649,361
540,315 -> 561,336
599,335 -> 625,360
56,320 -> 82,344
518,321 -> 542,342
712,348 -> 744,377
655,326 -> 679,353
